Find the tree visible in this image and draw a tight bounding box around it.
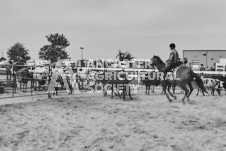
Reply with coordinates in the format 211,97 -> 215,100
7,43 -> 31,64
39,33 -> 70,63
116,50 -> 134,61
0,57 -> 6,62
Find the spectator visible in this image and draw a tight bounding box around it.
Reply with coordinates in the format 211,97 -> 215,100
200,64 -> 205,71
183,58 -> 188,66
210,66 -> 215,71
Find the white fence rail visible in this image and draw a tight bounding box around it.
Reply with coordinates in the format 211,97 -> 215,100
88,67 -> 226,75
193,71 -> 226,75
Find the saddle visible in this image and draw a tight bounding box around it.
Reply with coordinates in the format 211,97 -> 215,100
166,61 -> 183,73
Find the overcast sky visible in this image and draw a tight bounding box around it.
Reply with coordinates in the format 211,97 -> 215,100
1,0 -> 226,61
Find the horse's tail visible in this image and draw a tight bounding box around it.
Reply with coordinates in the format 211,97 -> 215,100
191,70 -> 208,94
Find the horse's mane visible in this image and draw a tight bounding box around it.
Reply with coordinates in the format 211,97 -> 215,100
153,55 -> 165,65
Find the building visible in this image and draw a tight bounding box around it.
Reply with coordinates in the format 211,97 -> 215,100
216,58 -> 226,71
26,59 -> 51,67
183,50 -> 226,69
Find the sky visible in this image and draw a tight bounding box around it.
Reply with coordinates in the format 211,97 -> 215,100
0,0 -> 226,62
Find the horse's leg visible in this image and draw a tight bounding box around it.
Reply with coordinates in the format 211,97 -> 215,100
123,85 -> 126,101
56,87 -> 58,95
147,85 -> 149,94
23,83 -> 26,92
22,82 -> 25,92
25,82 -> 27,92
172,85 -> 175,94
217,89 -> 221,96
167,84 -> 177,100
163,81 -> 172,102
117,90 -> 121,98
70,85 -> 73,94
19,82 -> 22,90
180,84 -> 189,104
6,72 -> 8,80
114,86 -> 121,99
103,84 -> 107,97
161,83 -> 166,95
152,85 -> 154,93
202,89 -> 205,96
186,82 -> 193,102
197,88 -> 199,96
148,85 -> 150,95
212,89 -> 215,96
173,85 -> 176,94
115,91 -> 118,96
128,85 -> 133,100
34,81 -> 36,90
111,84 -> 113,99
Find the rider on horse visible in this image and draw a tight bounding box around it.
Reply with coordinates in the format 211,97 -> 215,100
163,43 -> 181,74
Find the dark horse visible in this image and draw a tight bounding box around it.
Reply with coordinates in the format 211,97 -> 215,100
91,71 -> 121,97
104,71 -> 133,101
151,55 -> 207,104
16,68 -> 34,92
140,71 -> 161,95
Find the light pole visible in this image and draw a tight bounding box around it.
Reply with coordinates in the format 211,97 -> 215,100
80,47 -> 84,60
203,51 -> 208,67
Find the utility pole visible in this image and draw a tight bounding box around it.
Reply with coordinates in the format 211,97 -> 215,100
203,51 -> 208,67
80,47 -> 84,60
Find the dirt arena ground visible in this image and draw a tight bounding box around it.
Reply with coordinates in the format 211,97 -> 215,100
1,87 -> 226,151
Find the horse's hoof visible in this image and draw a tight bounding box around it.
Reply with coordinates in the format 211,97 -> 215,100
169,99 -> 173,102
187,98 -> 190,102
174,96 -> 177,100
182,99 -> 185,105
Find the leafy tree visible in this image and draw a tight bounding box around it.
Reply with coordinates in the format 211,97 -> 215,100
116,50 -> 134,61
7,43 -> 31,64
0,57 -> 6,62
39,33 -> 70,63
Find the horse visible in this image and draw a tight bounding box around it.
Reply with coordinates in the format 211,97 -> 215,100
16,68 -> 34,92
61,74 -> 74,95
51,71 -> 77,95
197,78 -> 226,96
140,71 -> 161,95
90,70 -> 121,97
76,67 -> 90,90
33,66 -> 49,90
37,75 -> 48,90
6,63 -> 12,80
151,55 -> 208,104
103,71 -> 134,101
